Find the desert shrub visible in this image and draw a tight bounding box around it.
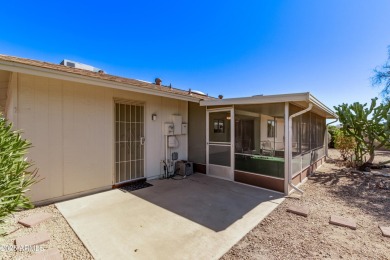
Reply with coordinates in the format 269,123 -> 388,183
334,131 -> 356,161
0,114 -> 37,231
328,125 -> 339,148
334,98 -> 390,164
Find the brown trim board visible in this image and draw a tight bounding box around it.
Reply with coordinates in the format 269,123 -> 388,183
234,171 -> 284,193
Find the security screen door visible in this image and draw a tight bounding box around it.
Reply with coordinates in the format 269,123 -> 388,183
206,108 -> 234,180
115,102 -> 145,183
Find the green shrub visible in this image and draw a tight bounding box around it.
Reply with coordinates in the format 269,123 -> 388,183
334,131 -> 356,161
0,114 -> 38,233
328,125 -> 339,148
334,98 -> 390,164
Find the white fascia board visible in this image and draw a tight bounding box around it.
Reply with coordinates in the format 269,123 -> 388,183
200,92 -> 310,106
0,61 -> 201,103
201,92 -> 337,119
308,94 -> 338,119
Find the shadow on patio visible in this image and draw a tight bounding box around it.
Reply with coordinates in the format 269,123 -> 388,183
56,173 -> 284,260
128,173 -> 283,232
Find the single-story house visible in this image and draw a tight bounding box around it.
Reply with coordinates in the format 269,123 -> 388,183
0,55 -> 337,204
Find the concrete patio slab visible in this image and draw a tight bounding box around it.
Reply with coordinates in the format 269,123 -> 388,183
56,174 -> 284,260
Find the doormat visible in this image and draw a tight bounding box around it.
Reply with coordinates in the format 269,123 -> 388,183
119,181 -> 153,192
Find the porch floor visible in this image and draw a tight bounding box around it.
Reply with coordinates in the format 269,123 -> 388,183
56,173 -> 284,260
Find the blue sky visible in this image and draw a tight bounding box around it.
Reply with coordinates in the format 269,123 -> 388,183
1,1 -> 389,110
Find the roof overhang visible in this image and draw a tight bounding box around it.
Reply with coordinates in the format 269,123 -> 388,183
200,92 -> 338,119
0,60 -> 203,103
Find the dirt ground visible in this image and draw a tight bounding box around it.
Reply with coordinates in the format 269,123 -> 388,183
223,149 -> 390,260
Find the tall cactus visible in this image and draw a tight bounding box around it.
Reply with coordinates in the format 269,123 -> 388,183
334,98 -> 390,164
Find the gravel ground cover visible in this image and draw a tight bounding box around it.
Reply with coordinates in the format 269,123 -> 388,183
1,149 -> 389,259
222,149 -> 390,260
0,204 -> 92,259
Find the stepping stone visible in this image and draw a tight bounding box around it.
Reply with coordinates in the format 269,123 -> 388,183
15,231 -> 50,249
28,248 -> 62,260
18,213 -> 51,227
379,226 -> 390,237
329,215 -> 356,230
286,205 -> 309,217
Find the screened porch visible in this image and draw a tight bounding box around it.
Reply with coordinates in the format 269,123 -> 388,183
200,93 -> 336,193
234,103 -> 285,178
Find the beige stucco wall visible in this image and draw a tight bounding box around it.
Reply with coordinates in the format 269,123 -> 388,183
0,71 -> 10,116
4,72 -> 16,123
15,73 -> 188,203
188,102 -> 206,164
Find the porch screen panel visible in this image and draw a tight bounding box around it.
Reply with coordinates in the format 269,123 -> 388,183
209,145 -> 231,167
233,103 -> 285,178
302,151 -> 311,169
317,116 -> 325,147
301,112 -> 310,153
310,112 -> 318,150
209,111 -> 231,143
292,156 -> 302,175
291,115 -> 301,156
316,114 -> 321,148
235,119 -> 256,153
317,146 -> 325,159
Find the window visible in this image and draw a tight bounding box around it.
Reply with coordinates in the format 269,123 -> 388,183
213,119 -> 225,133
267,120 -> 276,138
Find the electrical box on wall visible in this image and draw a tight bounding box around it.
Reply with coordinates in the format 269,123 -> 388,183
168,136 -> 179,147
172,115 -> 182,135
164,123 -> 174,135
181,123 -> 188,135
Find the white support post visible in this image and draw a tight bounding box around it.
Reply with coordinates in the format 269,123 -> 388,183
205,107 -> 209,175
284,102 -> 290,195
230,106 -> 235,181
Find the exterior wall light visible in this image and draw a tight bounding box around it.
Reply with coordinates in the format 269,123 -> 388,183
152,114 -> 157,121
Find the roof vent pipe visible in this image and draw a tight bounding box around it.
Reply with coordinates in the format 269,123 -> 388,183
218,95 -> 223,99
288,103 -> 313,194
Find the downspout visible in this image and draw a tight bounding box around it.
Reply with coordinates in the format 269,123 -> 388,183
325,119 -> 338,157
288,103 -> 313,194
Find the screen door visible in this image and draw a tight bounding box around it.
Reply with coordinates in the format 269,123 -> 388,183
115,102 -> 145,183
206,108 -> 234,180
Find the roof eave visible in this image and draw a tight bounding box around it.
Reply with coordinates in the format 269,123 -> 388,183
0,60 -> 204,103
200,92 -> 338,119
308,93 -> 338,119
199,92 -> 310,106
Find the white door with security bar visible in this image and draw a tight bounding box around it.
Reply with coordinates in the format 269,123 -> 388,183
115,101 -> 145,183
